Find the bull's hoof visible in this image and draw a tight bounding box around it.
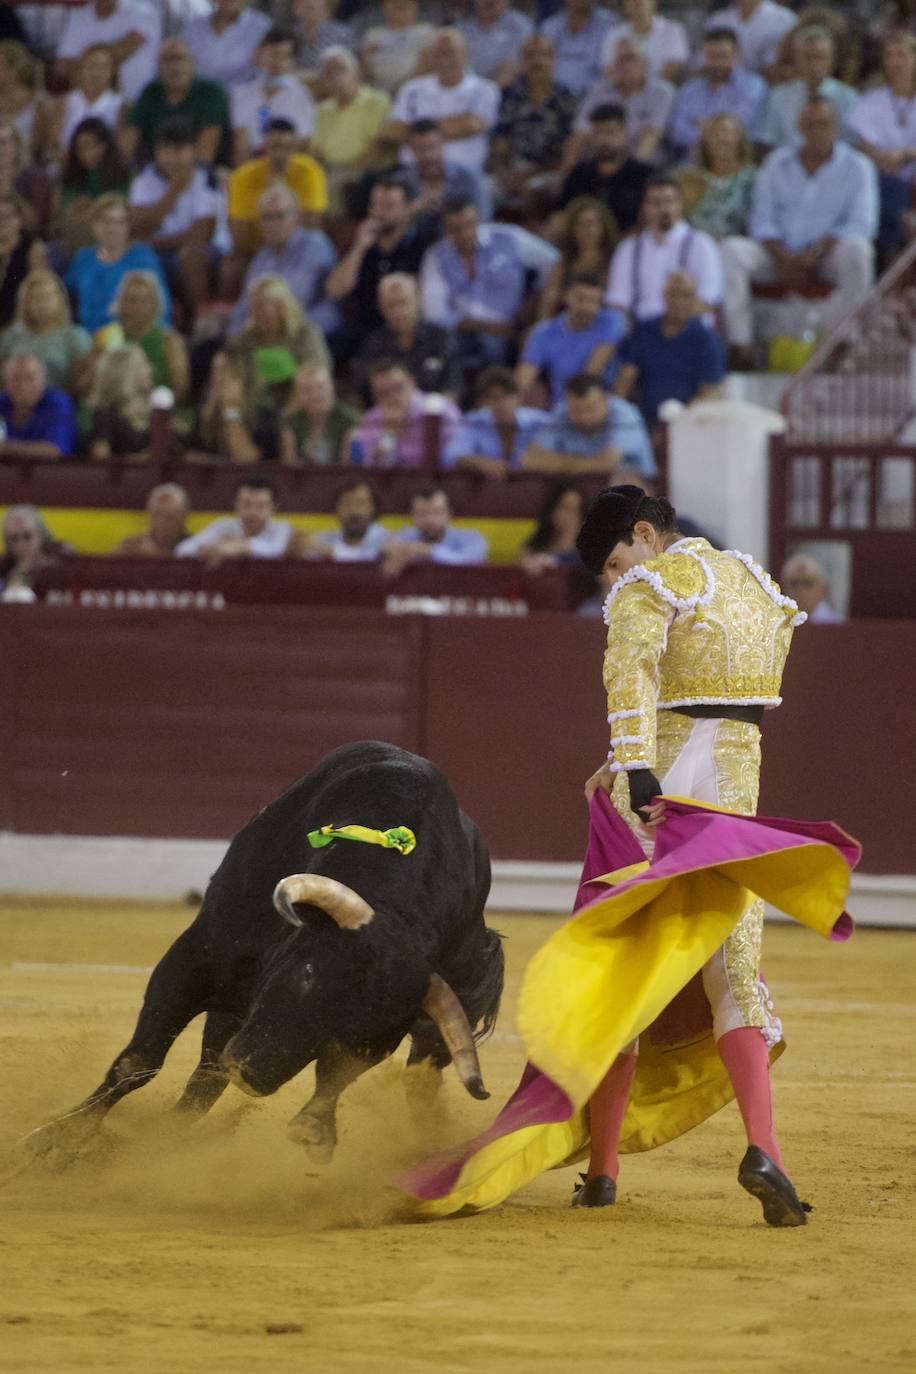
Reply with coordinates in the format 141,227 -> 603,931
287,1112 -> 336,1165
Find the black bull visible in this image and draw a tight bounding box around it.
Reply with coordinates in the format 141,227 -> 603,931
41,742 -> 504,1162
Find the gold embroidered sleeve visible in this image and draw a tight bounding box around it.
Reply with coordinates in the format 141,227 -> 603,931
603,582 -> 670,771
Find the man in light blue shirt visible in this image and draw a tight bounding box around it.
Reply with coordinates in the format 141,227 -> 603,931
381,482 -> 488,575
540,1 -> 616,98
227,183 -> 337,334
667,27 -> 767,157
460,1 -> 533,84
755,27 -> 858,150
517,273 -> 627,405
522,373 -> 656,480
721,96 -> 878,351
311,477 -> 389,563
441,366 -> 549,475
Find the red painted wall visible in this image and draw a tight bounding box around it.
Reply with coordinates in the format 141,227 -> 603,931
1,607 -> 912,873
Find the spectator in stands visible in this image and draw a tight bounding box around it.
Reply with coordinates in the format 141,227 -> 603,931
0,504 -> 67,595
128,119 -> 221,325
230,273 -> 330,408
721,97 -> 878,364
600,0 -> 689,85
311,47 -> 391,215
86,344 -> 152,461
573,42 -> 674,170
66,194 -> 168,335
676,114 -> 757,241
540,197 -> 617,321
521,372 -> 655,480
780,550 -> 845,623
614,271 -> 727,428
0,122 -> 52,242
441,365 -> 548,477
227,183 -> 337,336
280,362 -> 360,465
360,0 -> 436,96
55,0 -> 162,105
706,0 -> 797,80
606,174 -> 723,323
460,2 -> 532,87
381,481 -> 488,575
324,175 -> 436,353
180,0 -> 271,90
540,0 -> 616,99
384,28 -> 500,176
518,272 -> 626,406
848,32 -> 916,258
668,27 -> 767,161
556,104 -> 651,234
420,196 -> 525,384
0,353 -> 77,459
489,34 -> 577,216
0,41 -> 45,154
757,26 -> 858,151
93,270 -> 190,402
519,480 -> 585,572
295,475 -> 389,561
36,45 -> 124,169
224,117 -> 328,294
353,272 -> 460,402
0,270 -> 91,394
175,475 -> 293,561
114,482 -> 191,555
232,26 -> 315,165
291,0 -> 354,81
402,118 -> 491,230
351,359 -> 460,469
184,349 -> 278,463
122,39 -> 230,169
53,118 -> 131,261
0,194 -> 46,330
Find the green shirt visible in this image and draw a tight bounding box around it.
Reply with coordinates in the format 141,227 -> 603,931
285,401 -> 361,465
129,78 -> 230,162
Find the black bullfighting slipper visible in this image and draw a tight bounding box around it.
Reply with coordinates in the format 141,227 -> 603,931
738,1146 -> 813,1227
571,1172 -> 617,1208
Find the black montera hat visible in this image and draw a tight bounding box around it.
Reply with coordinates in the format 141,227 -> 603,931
576,485 -> 660,575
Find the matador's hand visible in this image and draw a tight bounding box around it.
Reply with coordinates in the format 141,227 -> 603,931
628,768 -> 664,825
584,761 -> 615,803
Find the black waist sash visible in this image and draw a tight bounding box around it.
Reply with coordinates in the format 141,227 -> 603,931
670,703 -> 765,727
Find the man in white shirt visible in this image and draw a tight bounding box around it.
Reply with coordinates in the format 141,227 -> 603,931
176,477 -> 292,561
847,32 -> 916,184
384,28 -> 500,175
600,0 -> 688,85
181,0 -> 271,90
55,0 -> 161,103
605,174 -> 723,321
706,0 -> 797,79
721,97 -> 878,356
360,0 -> 437,96
572,40 -> 674,167
458,0 -> 533,87
310,477 -> 389,563
231,25 -> 316,163
757,26 -> 859,150
128,118 -> 222,321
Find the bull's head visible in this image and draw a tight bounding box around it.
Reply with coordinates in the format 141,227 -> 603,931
221,873 -> 489,1101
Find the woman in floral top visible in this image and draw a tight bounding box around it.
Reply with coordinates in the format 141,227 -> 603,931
677,113 -> 757,240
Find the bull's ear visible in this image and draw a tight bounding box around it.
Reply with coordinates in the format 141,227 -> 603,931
273,874 -> 374,931
422,974 -> 489,1101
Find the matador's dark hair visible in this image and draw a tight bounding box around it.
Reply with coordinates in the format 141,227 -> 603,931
576,485 -> 679,575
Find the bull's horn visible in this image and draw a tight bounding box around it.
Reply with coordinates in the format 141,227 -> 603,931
273,874 -> 374,931
422,973 -> 489,1101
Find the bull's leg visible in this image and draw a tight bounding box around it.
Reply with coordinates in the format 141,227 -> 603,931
287,1044 -> 385,1164
29,929 -> 209,1159
404,1020 -> 450,1119
174,1009 -> 243,1116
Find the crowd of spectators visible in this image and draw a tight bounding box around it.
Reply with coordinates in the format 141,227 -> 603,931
0,0 -> 912,591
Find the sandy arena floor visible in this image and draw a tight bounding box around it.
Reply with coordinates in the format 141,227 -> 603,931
1,898 -> 915,1374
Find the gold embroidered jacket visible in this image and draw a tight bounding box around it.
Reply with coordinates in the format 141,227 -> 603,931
603,538 -> 805,772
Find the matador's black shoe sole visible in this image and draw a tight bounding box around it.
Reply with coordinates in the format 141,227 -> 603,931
738,1146 -> 812,1227
571,1173 -> 617,1208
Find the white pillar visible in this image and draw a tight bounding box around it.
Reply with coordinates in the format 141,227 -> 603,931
664,399 -> 786,563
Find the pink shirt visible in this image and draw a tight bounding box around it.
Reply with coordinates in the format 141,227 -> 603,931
354,391 -> 461,469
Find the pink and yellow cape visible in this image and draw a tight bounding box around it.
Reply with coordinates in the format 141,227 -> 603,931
396,793 -> 859,1217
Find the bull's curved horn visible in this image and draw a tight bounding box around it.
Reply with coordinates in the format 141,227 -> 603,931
273,874 -> 374,931
422,973 -> 489,1101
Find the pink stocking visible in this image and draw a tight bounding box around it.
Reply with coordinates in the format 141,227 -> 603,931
587,1052 -> 638,1181
717,1027 -> 785,1173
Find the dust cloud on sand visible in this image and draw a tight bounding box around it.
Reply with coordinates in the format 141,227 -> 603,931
1,899 -> 915,1374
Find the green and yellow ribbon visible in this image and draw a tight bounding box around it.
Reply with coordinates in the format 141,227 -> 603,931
307,823 -> 417,856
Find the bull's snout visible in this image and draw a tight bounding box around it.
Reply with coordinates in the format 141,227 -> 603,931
221,1050 -> 271,1098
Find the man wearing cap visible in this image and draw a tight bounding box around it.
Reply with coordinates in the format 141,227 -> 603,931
572,484 -> 810,1226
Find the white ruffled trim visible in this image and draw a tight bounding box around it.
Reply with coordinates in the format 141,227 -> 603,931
610,734 -> 646,747
609,759 -> 650,773
659,696 -> 781,708
607,708 -> 640,724
723,548 -> 807,626
602,545 -> 715,625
